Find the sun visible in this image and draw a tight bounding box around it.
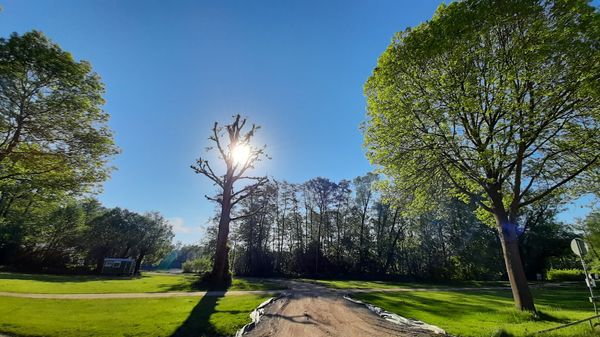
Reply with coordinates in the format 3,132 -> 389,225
231,144 -> 251,166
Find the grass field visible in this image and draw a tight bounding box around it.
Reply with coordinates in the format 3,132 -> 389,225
305,278 -> 509,290
0,294 -> 271,337
0,272 -> 285,293
353,284 -> 599,337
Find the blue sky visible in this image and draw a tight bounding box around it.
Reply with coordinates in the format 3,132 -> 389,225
0,0 -> 595,243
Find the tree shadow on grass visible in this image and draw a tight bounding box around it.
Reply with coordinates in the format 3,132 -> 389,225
360,290 -> 574,325
160,275 -> 204,292
170,294 -> 223,337
169,293 -> 246,337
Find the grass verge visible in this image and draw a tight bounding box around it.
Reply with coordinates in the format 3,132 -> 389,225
0,294 -> 270,337
352,284 -> 599,337
0,272 -> 285,293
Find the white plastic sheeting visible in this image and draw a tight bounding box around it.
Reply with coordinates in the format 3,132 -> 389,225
343,295 -> 447,335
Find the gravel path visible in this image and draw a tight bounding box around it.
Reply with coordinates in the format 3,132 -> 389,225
243,280 -> 443,337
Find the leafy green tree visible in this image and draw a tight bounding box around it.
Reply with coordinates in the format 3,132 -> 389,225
304,177 -> 337,274
84,208 -> 138,272
132,212 -> 174,274
583,210 -> 600,268
37,203 -> 86,266
0,31 -> 118,192
519,202 -> 577,278
364,0 -> 600,310
352,173 -> 378,269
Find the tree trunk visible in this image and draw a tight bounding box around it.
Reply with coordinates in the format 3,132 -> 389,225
495,212 -> 536,311
315,211 -> 322,274
382,212 -> 401,275
210,182 -> 233,285
96,256 -> 105,274
134,251 -> 145,274
358,192 -> 371,270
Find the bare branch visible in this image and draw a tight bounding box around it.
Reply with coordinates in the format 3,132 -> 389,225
205,194 -> 222,205
519,156 -> 598,208
190,158 -> 224,188
231,202 -> 267,221
231,177 -> 269,206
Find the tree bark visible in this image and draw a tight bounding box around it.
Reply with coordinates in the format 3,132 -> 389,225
210,181 -> 233,284
134,251 -> 145,274
495,211 -> 536,311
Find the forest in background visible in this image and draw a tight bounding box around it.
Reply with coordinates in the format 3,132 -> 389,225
176,174 -> 589,281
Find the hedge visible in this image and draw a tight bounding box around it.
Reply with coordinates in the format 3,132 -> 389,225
546,269 -> 587,282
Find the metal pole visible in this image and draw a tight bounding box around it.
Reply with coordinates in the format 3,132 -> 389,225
578,247 -> 597,315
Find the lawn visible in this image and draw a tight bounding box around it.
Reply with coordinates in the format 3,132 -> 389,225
0,294 -> 270,337
352,284 -> 599,337
305,278 -> 509,290
0,272 -> 285,293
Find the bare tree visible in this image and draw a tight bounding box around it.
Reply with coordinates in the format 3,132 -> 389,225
192,115 -> 268,284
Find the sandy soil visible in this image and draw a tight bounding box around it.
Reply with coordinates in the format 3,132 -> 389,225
244,281 -> 438,337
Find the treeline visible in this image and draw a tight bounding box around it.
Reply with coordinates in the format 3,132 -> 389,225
0,199 -> 173,274
186,174 -> 578,281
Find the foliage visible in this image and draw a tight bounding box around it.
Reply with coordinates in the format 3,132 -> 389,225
546,269 -> 586,282
0,199 -> 174,273
182,257 -> 212,274
353,285 -> 597,337
582,210 -> 600,269
307,279 -> 509,290
363,0 -> 600,310
364,0 -> 600,220
519,203 -> 579,278
83,207 -> 174,273
225,173 -> 578,281
228,175 -> 534,280
0,31 -> 143,272
0,31 -> 118,193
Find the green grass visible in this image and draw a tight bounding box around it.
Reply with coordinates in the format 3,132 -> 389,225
304,278 -> 509,290
352,285 -> 600,337
0,294 -> 270,337
0,272 -> 286,294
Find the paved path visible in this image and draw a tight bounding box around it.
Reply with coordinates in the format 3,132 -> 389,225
243,280 -> 443,337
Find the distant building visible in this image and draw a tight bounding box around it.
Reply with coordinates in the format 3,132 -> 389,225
101,258 -> 135,276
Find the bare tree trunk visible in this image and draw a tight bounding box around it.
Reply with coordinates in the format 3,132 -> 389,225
210,182 -> 233,284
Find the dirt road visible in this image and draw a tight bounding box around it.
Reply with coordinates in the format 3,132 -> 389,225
244,280 -> 440,337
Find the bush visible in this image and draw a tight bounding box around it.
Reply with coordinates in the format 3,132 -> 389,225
546,269 -> 585,281
182,257 -> 212,274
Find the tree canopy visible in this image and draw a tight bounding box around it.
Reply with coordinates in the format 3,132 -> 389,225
364,0 -> 600,310
0,31 -> 118,194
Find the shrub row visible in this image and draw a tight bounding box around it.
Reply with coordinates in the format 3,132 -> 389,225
546,269 -> 586,281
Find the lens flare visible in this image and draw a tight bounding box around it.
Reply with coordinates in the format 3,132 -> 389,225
231,144 -> 250,166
